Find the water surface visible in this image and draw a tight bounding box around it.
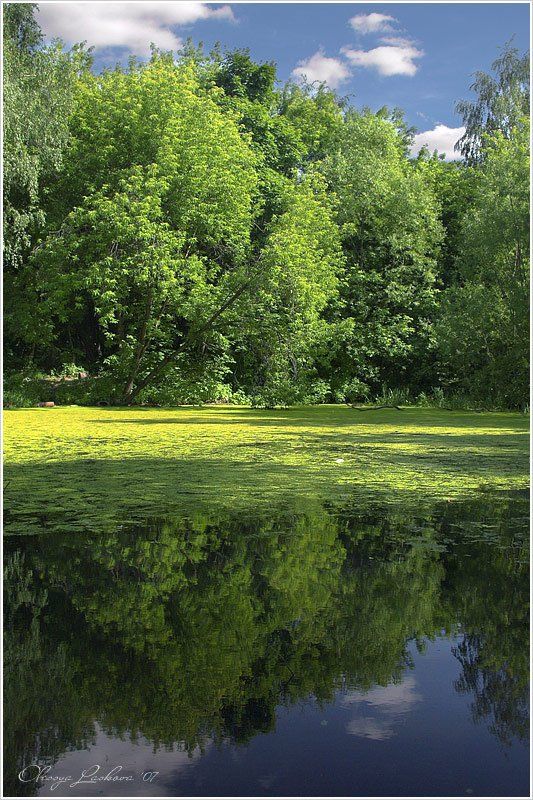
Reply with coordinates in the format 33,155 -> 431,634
4,491 -> 529,797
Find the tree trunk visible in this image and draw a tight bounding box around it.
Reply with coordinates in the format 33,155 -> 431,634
121,290 -> 153,403
121,275 -> 258,405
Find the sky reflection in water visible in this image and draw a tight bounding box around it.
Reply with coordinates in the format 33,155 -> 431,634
4,491 -> 529,797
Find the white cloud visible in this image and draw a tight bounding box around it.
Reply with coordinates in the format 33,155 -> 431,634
292,50 -> 351,89
342,677 -> 422,740
346,716 -> 396,740
349,13 -> 397,35
37,2 -> 235,57
379,35 -> 415,47
411,124 -> 466,160
341,43 -> 424,77
343,678 -> 422,711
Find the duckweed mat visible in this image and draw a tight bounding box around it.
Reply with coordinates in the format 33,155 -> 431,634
3,405 -> 529,535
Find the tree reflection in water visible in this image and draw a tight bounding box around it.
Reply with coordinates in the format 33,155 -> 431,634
4,492 -> 529,796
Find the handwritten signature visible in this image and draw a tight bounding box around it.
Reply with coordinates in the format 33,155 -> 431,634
19,764 -> 159,792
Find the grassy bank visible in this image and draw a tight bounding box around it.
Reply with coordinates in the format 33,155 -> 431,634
3,405 -> 529,535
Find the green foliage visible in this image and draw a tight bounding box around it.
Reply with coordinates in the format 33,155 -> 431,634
2,4 -> 91,368
456,41 -> 530,164
233,173 -> 344,406
2,4 -> 85,269
50,362 -> 86,379
3,373 -> 44,408
277,81 -> 344,164
319,110 -> 443,399
436,120 -> 530,408
136,365 -> 251,406
2,6 -> 529,411
214,47 -> 277,104
373,386 -> 413,407
415,153 -> 475,287
3,389 -> 37,409
34,56 -> 260,402
23,48 -> 349,405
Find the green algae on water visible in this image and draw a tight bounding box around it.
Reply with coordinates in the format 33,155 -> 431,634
3,405 -> 529,535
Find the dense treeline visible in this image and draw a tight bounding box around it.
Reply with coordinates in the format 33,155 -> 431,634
3,5 -> 530,408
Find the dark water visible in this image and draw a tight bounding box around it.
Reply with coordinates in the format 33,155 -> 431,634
4,491 -> 530,797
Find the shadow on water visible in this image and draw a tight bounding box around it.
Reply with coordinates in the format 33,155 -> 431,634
4,453 -> 529,538
3,491 -> 530,797
88,405 -> 529,432
4,407 -> 528,538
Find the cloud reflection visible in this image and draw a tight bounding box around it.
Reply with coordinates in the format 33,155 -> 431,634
342,676 -> 422,740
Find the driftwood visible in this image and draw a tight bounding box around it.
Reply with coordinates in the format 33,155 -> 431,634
346,403 -> 489,413
347,403 -> 403,411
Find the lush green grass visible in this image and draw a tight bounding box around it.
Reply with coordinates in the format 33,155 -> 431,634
3,405 -> 529,534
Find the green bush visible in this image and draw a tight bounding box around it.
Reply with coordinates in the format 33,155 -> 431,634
137,374 -> 251,407
3,375 -> 43,408
373,386 -> 412,407
51,362 -> 87,379
3,389 -> 35,408
53,377 -> 110,406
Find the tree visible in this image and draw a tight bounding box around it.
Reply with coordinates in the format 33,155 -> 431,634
230,173 -> 343,405
319,110 -> 443,400
414,153 -> 475,289
32,54 -> 344,405
4,26 -> 528,410
213,48 -> 277,104
2,3 -> 91,366
277,81 -> 344,166
456,41 -> 530,164
210,50 -> 308,180
436,119 -> 530,407
33,56 -> 260,402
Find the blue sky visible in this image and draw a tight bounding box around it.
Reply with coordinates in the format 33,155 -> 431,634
37,2 -> 530,158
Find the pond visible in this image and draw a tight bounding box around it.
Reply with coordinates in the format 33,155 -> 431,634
4,489 -> 529,797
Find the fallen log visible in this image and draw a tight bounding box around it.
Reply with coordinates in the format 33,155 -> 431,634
347,404 -> 403,411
